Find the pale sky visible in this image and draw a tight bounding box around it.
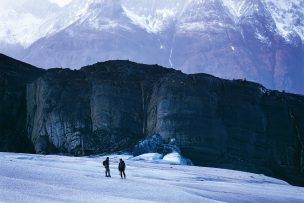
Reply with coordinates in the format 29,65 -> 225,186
48,0 -> 73,7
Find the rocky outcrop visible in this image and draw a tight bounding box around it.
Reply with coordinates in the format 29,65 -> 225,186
0,54 -> 44,152
26,61 -> 172,155
26,69 -> 92,154
146,72 -> 304,185
1,54 -> 304,186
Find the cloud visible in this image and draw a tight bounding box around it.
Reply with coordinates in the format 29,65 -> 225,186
48,0 -> 72,7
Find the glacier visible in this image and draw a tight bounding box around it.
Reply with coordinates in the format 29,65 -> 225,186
1,152 -> 304,203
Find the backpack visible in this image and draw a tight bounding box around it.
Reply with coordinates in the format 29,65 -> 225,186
103,160 -> 106,166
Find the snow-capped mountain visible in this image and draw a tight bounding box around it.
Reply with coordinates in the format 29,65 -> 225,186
0,0 -> 303,93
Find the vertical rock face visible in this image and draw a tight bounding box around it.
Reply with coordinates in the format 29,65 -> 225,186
261,92 -> 304,180
26,61 -> 173,155
1,54 -> 304,186
147,73 -> 229,165
0,54 -> 44,152
26,69 -> 91,154
86,63 -> 145,153
145,72 -> 304,185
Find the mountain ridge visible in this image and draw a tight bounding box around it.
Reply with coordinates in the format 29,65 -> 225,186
0,0 -> 303,94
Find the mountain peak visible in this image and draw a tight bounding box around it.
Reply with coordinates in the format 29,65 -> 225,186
0,0 -> 304,94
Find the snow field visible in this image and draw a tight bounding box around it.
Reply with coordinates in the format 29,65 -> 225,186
1,152 -> 304,203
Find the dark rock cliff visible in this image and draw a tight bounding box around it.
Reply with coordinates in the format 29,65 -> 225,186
0,54 -> 44,152
1,54 -> 304,186
146,72 -> 304,185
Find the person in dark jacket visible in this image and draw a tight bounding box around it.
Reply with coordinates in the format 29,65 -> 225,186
118,159 -> 126,179
103,157 -> 111,177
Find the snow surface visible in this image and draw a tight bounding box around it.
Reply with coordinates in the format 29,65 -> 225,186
48,0 -> 72,7
0,0 -> 93,47
162,152 -> 189,165
131,153 -> 163,161
131,152 -> 191,165
122,6 -> 175,34
222,0 -> 248,18
1,152 -> 304,203
263,0 -> 304,41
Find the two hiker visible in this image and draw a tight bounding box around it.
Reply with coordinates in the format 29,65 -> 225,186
103,157 -> 126,179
